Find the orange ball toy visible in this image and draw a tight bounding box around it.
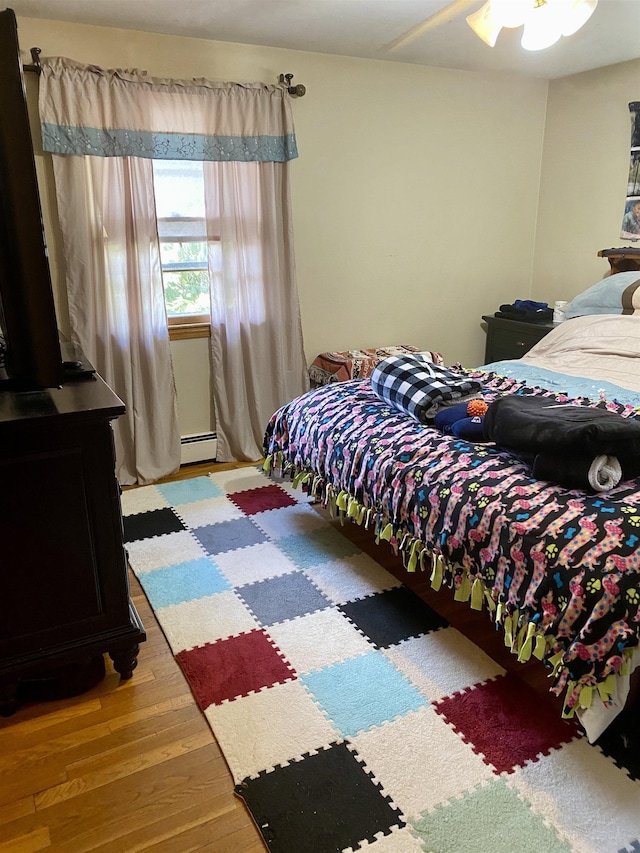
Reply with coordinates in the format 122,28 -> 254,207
467,399 -> 488,417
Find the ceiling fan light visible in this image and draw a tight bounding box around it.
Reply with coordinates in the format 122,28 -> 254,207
488,0 -> 532,28
466,1 -> 503,47
557,0 -> 598,36
520,0 -> 573,50
520,17 -> 562,50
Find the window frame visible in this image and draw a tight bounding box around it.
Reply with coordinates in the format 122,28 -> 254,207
168,317 -> 211,340
153,166 -> 214,340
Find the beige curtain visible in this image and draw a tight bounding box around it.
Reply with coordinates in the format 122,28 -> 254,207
40,56 -> 307,471
204,160 -> 309,461
51,155 -> 180,484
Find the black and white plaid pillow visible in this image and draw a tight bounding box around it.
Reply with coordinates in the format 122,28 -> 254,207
370,354 -> 483,423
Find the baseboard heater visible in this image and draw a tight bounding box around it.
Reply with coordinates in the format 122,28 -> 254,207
180,431 -> 217,465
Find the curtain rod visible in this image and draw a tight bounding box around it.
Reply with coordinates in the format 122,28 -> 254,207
23,51 -> 307,97
23,47 -> 42,74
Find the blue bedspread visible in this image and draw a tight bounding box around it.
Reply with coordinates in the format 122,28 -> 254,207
482,360 -> 640,408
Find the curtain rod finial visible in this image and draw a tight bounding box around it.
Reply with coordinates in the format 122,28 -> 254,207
23,46 -> 42,74
278,73 -> 306,97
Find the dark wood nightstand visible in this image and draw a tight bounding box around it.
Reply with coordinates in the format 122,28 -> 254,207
481,315 -> 556,363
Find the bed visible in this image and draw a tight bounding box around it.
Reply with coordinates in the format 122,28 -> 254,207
263,294 -> 640,743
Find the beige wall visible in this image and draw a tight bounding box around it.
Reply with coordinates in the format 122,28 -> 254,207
17,16 -> 553,437
533,59 -> 640,302
18,17 -> 549,349
20,20 -> 637,440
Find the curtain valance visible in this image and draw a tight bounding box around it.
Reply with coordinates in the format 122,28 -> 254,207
39,57 -> 298,162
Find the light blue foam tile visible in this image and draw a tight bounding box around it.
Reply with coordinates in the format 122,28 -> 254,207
301,650 -> 428,738
276,526 -> 361,570
137,557 -> 231,609
157,476 -> 224,507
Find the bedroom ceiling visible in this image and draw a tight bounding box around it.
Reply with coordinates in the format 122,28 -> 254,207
7,0 -> 640,80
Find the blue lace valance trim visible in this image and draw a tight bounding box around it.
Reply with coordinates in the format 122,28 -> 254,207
41,123 -> 298,162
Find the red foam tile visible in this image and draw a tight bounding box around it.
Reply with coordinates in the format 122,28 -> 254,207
229,484 -> 297,515
176,629 -> 295,710
433,673 -> 580,774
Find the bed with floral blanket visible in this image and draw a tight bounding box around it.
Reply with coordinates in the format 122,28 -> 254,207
263,315 -> 640,742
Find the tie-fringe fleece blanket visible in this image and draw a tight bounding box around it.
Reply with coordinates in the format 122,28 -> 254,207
121,467 -> 640,853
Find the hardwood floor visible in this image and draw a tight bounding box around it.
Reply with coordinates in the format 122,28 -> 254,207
0,459 -> 567,852
0,461 -> 266,853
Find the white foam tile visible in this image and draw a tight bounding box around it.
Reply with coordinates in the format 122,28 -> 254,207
205,679 -> 340,783
174,495 -> 244,530
126,530 -> 206,574
207,466 -> 271,494
155,590 -> 260,654
509,737 -> 640,853
120,485 -> 169,515
214,541 -> 300,586
252,503 -> 328,540
383,628 -> 506,701
348,825 -> 426,853
268,608 -> 374,675
302,552 -> 402,604
351,705 -> 494,820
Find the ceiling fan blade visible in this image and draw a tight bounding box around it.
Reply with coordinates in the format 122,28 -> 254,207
382,0 -> 483,53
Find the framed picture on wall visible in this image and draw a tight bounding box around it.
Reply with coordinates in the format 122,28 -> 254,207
621,102 -> 640,241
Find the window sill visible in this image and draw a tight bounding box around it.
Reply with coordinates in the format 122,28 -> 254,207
169,322 -> 211,341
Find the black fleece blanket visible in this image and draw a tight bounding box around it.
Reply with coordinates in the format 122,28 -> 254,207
532,452 -> 621,492
483,394 -> 640,459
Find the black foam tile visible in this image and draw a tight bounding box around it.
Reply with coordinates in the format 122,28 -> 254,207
595,706 -> 640,781
339,585 -> 448,649
235,740 -> 404,853
122,508 -> 186,542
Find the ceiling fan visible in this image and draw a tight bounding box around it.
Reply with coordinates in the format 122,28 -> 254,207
383,0 -> 598,53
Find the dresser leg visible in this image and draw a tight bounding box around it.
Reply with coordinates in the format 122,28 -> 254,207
0,682 -> 19,717
109,644 -> 141,680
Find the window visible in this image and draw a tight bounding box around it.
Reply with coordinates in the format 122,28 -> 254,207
152,160 -> 219,337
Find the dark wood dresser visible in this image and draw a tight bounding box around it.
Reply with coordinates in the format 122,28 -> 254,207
0,372 -> 145,715
481,314 -> 556,363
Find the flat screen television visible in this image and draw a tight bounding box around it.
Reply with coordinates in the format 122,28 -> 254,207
0,7 -> 64,389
